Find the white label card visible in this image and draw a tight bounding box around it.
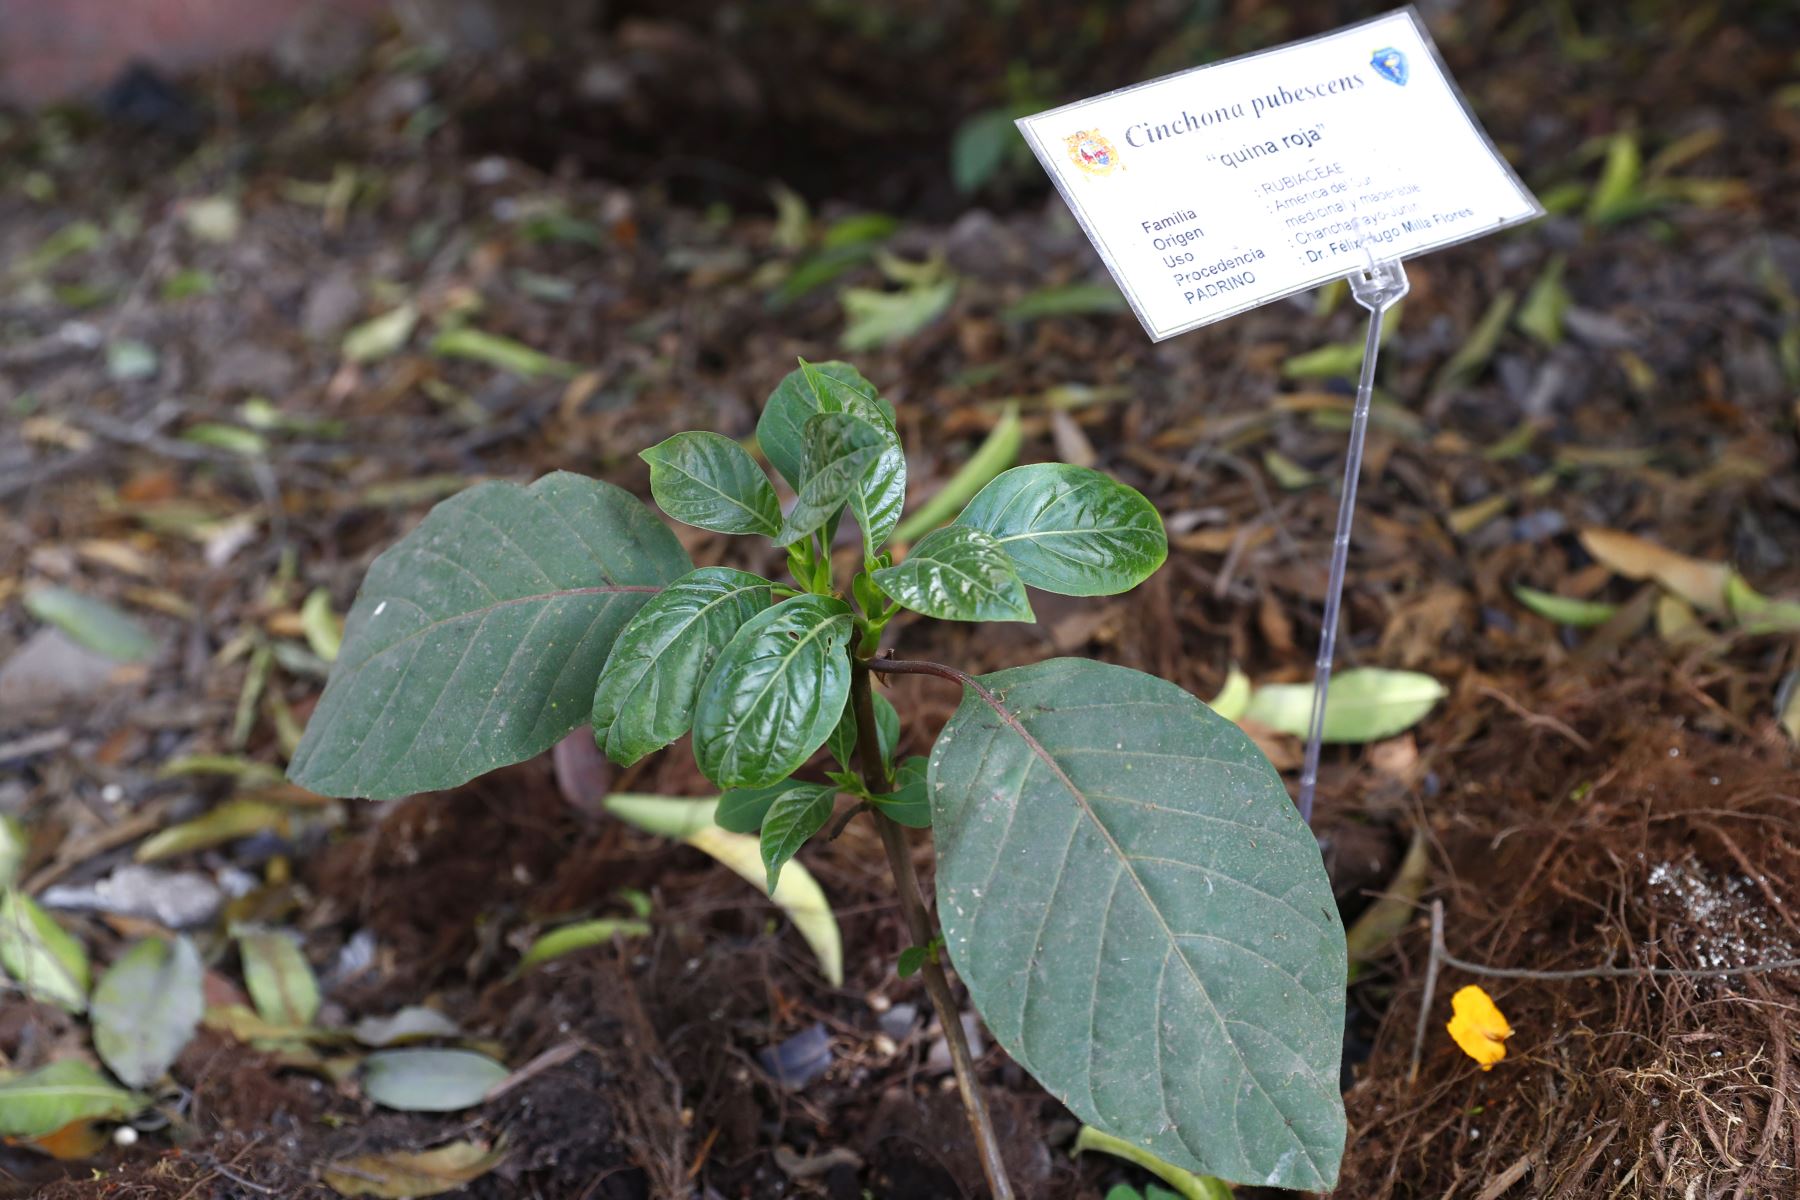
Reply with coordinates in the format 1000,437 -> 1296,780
1017,6 -> 1541,342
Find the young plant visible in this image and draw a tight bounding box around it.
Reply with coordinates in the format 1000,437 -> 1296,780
288,362 -> 1348,1195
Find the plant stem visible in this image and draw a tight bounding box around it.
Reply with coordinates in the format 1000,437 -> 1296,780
851,661 -> 1015,1200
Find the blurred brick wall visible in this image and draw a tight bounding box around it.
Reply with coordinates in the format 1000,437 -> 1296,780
0,0 -> 389,103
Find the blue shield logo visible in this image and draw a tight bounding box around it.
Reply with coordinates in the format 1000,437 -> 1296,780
1371,47 -> 1409,86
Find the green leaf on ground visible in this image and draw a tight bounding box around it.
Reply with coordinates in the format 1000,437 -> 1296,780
1243,668 -> 1447,743
361,1048 -> 507,1112
288,473 -> 690,799
239,930 -> 320,1028
518,918 -> 651,973
23,586 -> 157,662
1001,282 -> 1127,322
0,1061 -> 144,1140
0,889 -> 90,1013
1513,585 -> 1618,627
429,327 -> 578,378
840,280 -> 956,351
342,304 -> 418,363
929,659 -> 1346,1189
91,937 -> 204,1087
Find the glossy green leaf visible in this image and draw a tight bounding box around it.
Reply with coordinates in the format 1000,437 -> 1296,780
91,937 -> 204,1087
956,464 -> 1167,596
1513,585 -> 1618,628
23,586 -> 157,662
758,783 -> 837,891
591,568 -> 774,767
826,690 -> 900,773
239,930 -> 320,1027
869,755 -> 930,828
640,432 -> 780,537
759,361 -> 905,555
840,279 -> 956,351
288,473 -> 690,799
928,659 -> 1346,1189
1244,668 -> 1447,743
0,889 -> 90,1013
756,360 -> 893,490
362,1048 -> 507,1112
774,414 -> 884,547
0,1060 -> 144,1139
715,780 -> 798,833
871,525 -> 1033,622
518,918 -> 650,972
691,595 -> 854,788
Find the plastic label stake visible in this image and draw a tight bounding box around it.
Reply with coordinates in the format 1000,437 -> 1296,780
1296,257 -> 1409,824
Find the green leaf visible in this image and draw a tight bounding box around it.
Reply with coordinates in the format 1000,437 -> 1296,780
757,360 -> 893,490
759,783 -> 837,891
23,586 -> 157,662
691,596 -> 854,788
891,402 -> 1021,545
640,432 -> 781,537
956,464 -> 1167,596
0,817 -> 24,890
869,754 -> 930,828
0,1060 -> 144,1139
0,889 -> 90,1013
840,279 -> 957,351
607,795 -> 843,985
952,108 -> 1019,193
1516,255 -> 1571,346
592,568 -> 774,767
872,525 -> 1033,622
361,1048 -> 507,1112
428,327 -> 577,378
774,413 -> 885,547
518,918 -> 650,973
342,304 -> 419,363
1513,585 -> 1618,628
1244,668 -> 1447,743
896,943 -> 929,977
301,588 -> 344,661
1207,666 -> 1252,722
239,930 -> 320,1027
758,360 -> 907,556
351,1007 -> 462,1047
826,691 -> 899,773
288,473 -> 690,799
715,780 -> 799,833
928,659 -> 1345,1189
1001,282 -> 1128,322
135,799 -> 289,863
91,937 -> 204,1087
1078,1126 -> 1234,1200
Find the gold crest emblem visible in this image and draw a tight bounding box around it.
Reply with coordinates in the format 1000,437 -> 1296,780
1065,130 -> 1120,176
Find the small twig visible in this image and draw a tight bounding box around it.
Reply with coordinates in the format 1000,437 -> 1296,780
1474,684 -> 1593,751
1409,898 -> 1800,1084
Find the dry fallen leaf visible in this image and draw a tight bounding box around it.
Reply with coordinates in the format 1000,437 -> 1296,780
1579,528 -> 1729,612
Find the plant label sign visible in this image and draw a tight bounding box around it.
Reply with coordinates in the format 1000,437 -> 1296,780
1017,6 -> 1541,341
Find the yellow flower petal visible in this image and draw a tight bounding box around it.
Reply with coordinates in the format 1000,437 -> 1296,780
1446,984 -> 1512,1070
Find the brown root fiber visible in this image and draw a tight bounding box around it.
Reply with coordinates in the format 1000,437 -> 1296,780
1340,685 -> 1800,1199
